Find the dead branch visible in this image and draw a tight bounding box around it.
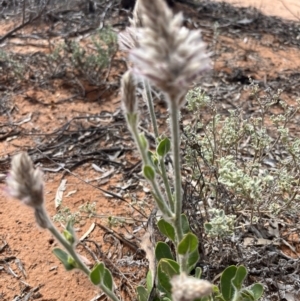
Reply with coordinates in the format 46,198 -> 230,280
0,0 -> 51,44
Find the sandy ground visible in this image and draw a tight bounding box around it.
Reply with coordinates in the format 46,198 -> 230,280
216,0 -> 300,20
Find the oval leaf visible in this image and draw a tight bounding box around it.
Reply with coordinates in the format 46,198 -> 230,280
146,270 -> 153,292
63,229 -> 75,245
143,165 -> 155,181
103,267 -> 113,290
157,259 -> 180,294
66,220 -> 76,237
147,151 -> 157,168
240,290 -> 255,301
52,248 -> 75,271
249,283 -> 264,300
220,265 -> 237,301
157,219 -> 175,241
137,286 -> 148,301
90,263 -> 104,285
232,265 -> 247,290
139,133 -> 148,150
204,223 -> 213,232
195,267 -> 202,279
177,233 -> 198,255
187,248 -> 200,273
155,242 -> 174,261
156,138 -> 171,157
181,214 -> 190,234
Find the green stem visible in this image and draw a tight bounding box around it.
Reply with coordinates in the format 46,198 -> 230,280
232,291 -> 241,301
144,80 -> 174,210
130,118 -> 149,164
150,177 -> 174,218
168,97 -> 183,240
144,79 -> 159,139
98,284 -> 120,301
159,158 -> 175,211
130,120 -> 173,219
41,209 -> 120,301
168,95 -> 189,273
46,221 -> 90,275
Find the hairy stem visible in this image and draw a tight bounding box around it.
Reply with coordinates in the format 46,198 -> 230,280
167,95 -> 189,273
98,284 -> 120,301
48,225 -> 90,275
144,79 -> 159,139
130,121 -> 173,219
34,206 -> 91,275
144,80 -> 174,210
168,97 -> 183,240
159,157 -> 175,211
45,209 -> 120,301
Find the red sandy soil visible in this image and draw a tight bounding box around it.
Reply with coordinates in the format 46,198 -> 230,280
215,0 -> 300,21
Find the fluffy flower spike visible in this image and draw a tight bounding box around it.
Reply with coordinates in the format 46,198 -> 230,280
6,152 -> 44,208
6,152 -> 50,229
121,69 -> 137,115
129,0 -> 210,105
171,273 -> 213,301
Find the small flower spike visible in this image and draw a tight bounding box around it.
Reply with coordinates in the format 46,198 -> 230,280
6,152 -> 51,228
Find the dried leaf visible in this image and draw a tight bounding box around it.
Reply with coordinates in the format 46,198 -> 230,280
65,190 -> 77,197
108,150 -> 122,161
42,164 -> 65,173
54,179 -> 67,209
15,258 -> 27,278
79,222 -> 96,241
99,168 -> 115,179
14,113 -> 32,125
243,237 -> 279,246
92,163 -> 104,172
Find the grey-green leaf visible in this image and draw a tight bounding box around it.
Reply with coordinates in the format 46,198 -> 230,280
147,151 -> 158,168
204,222 -> 213,232
249,283 -> 264,300
63,229 -> 75,245
103,267 -> 113,290
90,263 -> 104,285
157,219 -> 175,241
240,289 -> 255,301
139,133 -> 148,150
232,265 -> 247,290
146,270 -> 153,292
137,286 -> 148,301
143,165 -> 155,181
214,295 -> 226,301
155,242 -> 174,261
181,214 -> 190,234
187,248 -> 200,273
195,267 -> 202,279
157,138 -> 171,157
177,233 -> 198,255
220,265 -> 237,301
52,248 -> 75,271
66,220 -> 76,237
157,259 -> 180,294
